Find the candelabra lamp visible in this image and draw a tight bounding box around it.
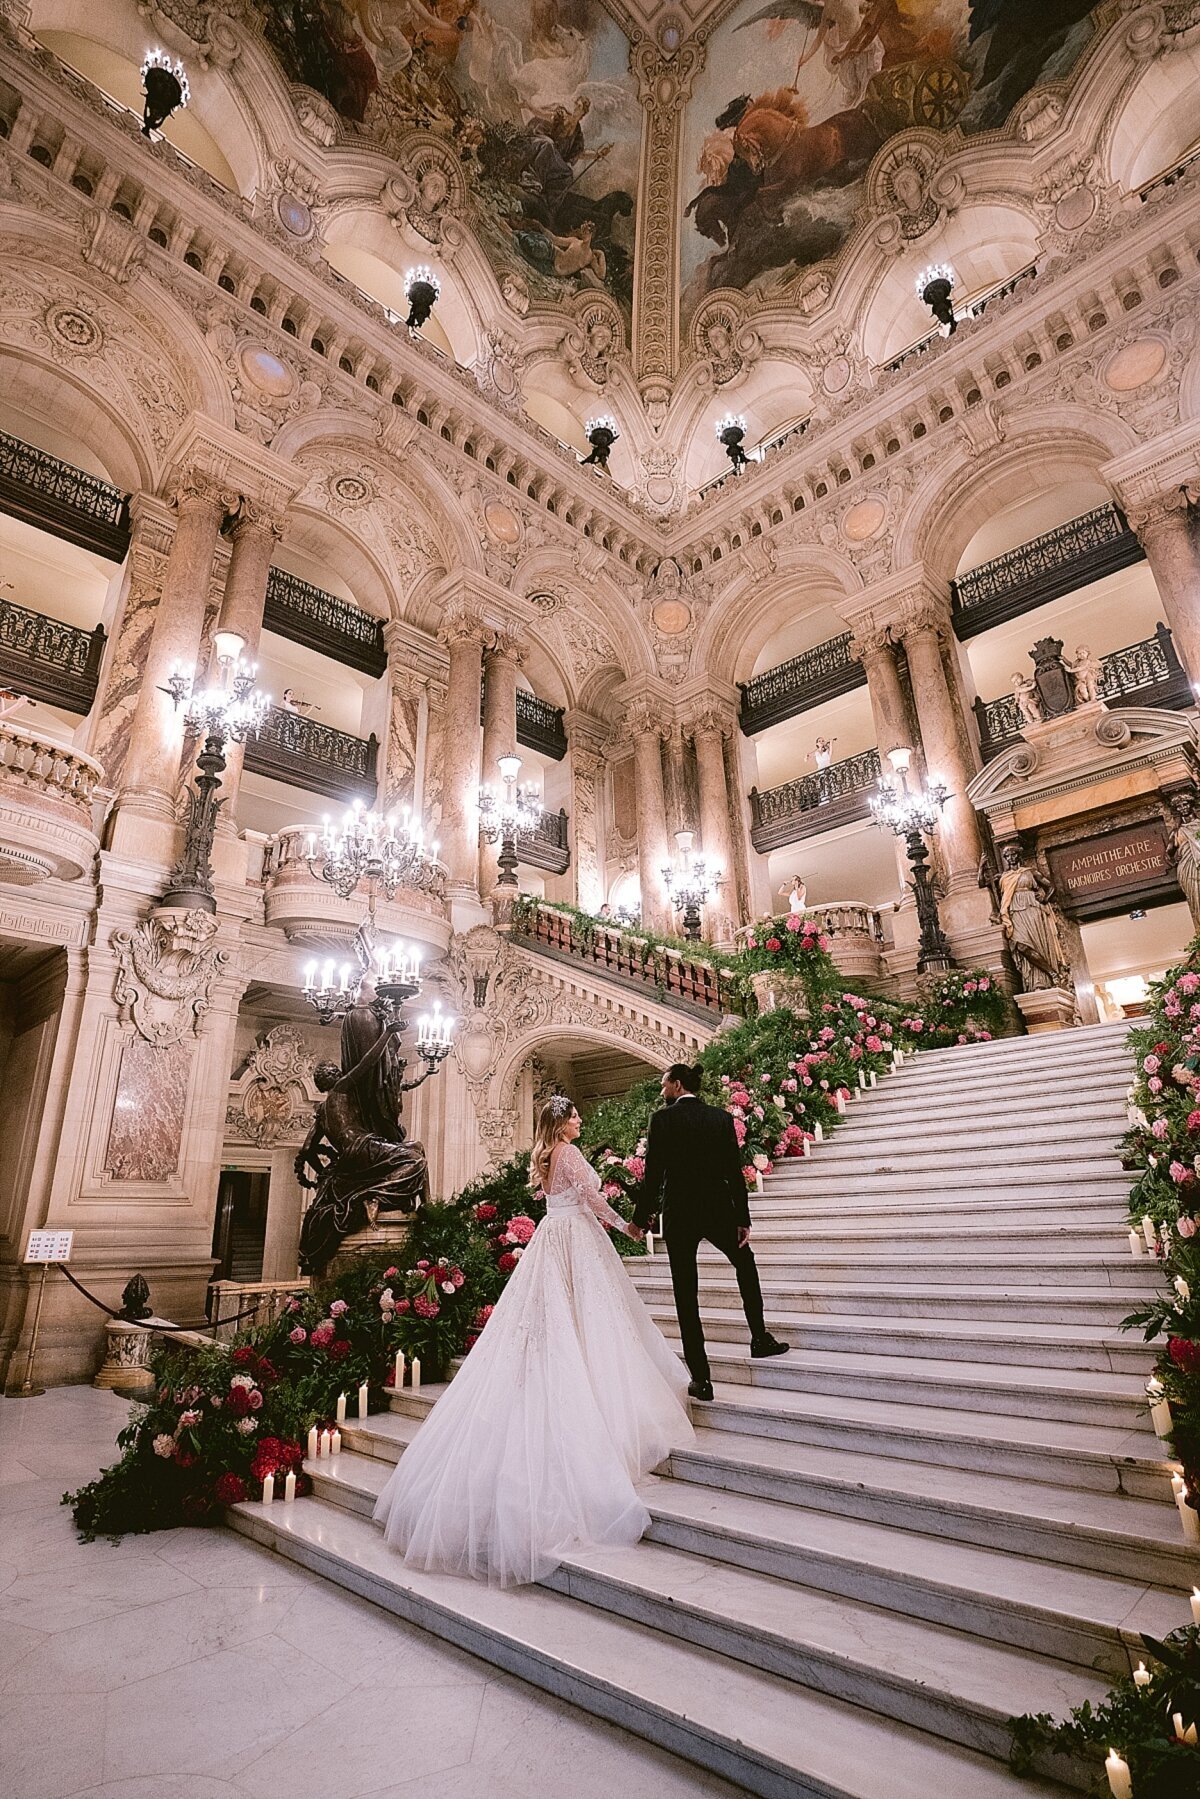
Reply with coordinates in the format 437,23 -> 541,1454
141,49 -> 189,136
715,414 -> 751,475
869,747 -> 952,972
404,266 -> 441,330
581,415 -> 619,469
161,657 -> 269,911
305,801 -> 443,905
917,263 -> 957,337
301,936 -> 454,1086
477,753 -> 543,892
661,829 -> 717,942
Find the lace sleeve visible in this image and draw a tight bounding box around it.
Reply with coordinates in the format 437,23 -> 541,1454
565,1143 -> 633,1234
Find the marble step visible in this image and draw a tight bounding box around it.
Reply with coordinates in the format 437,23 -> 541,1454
301,1448 -> 1108,1768
683,1383 -> 1169,1498
640,1304 -> 1157,1374
759,1166 -> 1132,1198
628,1252 -> 1162,1290
630,1271 -> 1149,1327
879,1051 -> 1131,1092
227,1497 -> 1070,1799
791,1148 -> 1123,1178
333,1415 -> 1193,1648
843,1073 -> 1132,1114
747,1199 -> 1132,1231
648,1337 -> 1149,1428
895,1025 -> 1130,1065
720,1222 -> 1135,1255
822,1110 -> 1124,1151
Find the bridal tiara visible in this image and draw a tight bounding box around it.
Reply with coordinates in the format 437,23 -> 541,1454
548,1094 -> 573,1119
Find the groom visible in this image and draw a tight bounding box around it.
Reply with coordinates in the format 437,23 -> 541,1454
634,1062 -> 788,1401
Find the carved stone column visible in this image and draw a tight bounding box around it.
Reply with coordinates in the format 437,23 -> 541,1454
565,711 -> 608,914
1126,489 -> 1200,683
688,702 -> 738,945
849,625 -> 911,760
115,476 -> 228,815
627,699 -> 671,933
208,505 -> 286,821
437,606 -> 487,900
895,589 -> 984,889
375,622 -> 444,818
479,628 -> 524,899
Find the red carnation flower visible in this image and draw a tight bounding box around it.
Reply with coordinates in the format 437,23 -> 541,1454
497,1251 -> 517,1273
1170,1336 -> 1200,1375
174,1447 -> 198,1469
227,1385 -> 252,1417
766,937 -> 782,952
213,1472 -> 248,1506
232,1345 -> 256,1367
327,1337 -> 351,1360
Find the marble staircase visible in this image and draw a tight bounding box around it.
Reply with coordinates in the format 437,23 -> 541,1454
231,1018 -> 1197,1798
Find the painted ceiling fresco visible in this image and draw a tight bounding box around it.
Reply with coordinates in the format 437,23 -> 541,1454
261,0 -> 641,316
681,0 -> 1097,319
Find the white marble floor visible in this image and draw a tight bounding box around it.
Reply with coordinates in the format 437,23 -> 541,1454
0,1386 -> 744,1799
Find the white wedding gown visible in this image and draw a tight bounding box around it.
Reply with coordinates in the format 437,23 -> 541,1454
373,1140 -> 693,1587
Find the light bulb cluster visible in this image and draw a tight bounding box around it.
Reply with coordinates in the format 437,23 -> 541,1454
916,263 -> 957,337
404,266 -> 441,329
477,753 -> 543,845
415,999 -> 454,1062
140,48 -> 189,136
165,658 -> 269,744
661,830 -> 718,939
305,800 -> 442,903
868,747 -> 949,838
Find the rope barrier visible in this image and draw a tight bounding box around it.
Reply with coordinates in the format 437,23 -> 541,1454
57,1264 -> 289,1336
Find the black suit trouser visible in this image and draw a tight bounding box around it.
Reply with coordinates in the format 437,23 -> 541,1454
665,1216 -> 767,1384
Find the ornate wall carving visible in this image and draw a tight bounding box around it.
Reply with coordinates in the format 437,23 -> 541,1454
112,907 -> 230,1047
226,1025 -> 318,1147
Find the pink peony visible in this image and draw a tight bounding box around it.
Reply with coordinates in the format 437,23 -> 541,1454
178,1409 -> 201,1428
765,937 -> 782,952
152,1433 -> 175,1458
412,1294 -> 440,1319
623,1155 -> 646,1182
733,1118 -> 747,1145
1171,1161 -> 1193,1185
310,1321 -> 335,1348
1152,1118 -> 1171,1140
507,1214 -> 536,1245
784,914 -> 803,932
1179,1216 -> 1198,1239
1181,972 -> 1200,994
1149,1077 -> 1164,1093
1144,1054 -> 1161,1074
329,1299 -> 348,1316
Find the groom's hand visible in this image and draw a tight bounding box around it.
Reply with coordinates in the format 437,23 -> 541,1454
737,1226 -> 752,1250
626,1224 -> 645,1241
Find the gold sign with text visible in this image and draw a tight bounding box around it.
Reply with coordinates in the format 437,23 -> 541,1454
1047,824 -> 1171,911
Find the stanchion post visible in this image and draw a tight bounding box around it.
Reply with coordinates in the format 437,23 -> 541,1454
13,1261 -> 49,1398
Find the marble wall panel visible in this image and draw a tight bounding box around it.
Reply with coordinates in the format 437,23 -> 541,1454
103,1037 -> 193,1182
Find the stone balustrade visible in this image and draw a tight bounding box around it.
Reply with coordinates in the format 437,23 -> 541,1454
513,899 -> 743,1019
207,1277 -> 310,1342
261,825 -> 449,949
0,721 -> 102,882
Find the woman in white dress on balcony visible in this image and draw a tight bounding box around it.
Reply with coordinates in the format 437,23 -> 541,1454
373,1094 -> 693,1587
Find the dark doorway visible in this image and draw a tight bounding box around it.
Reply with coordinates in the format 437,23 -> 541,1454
210,1169 -> 271,1286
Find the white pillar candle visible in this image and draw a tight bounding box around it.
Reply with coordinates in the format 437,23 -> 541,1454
1187,1724 -> 1198,1746
814,1120 -> 823,1142
411,1358 -> 421,1391
1174,1712 -> 1186,1740
801,1136 -> 811,1158
318,1429 -> 330,1458
358,1381 -> 369,1418
335,1392 -> 347,1424
1105,1749 -> 1133,1799
307,1424 -> 318,1460
330,1428 -> 341,1455
1179,1491 -> 1200,1541
857,1069 -> 867,1090
835,1093 -> 847,1115
1191,1587 -> 1200,1626
645,1230 -> 654,1257
754,1170 -> 764,1194
283,1470 -> 297,1503
1147,1382 -> 1174,1439
261,1472 -> 274,1505
1143,1214 -> 1158,1250
1176,1276 -> 1191,1304
869,1070 -> 878,1088
393,1351 -> 406,1389
1132,1662 -> 1151,1688
1172,1471 -> 1186,1502
1129,1230 -> 1144,1257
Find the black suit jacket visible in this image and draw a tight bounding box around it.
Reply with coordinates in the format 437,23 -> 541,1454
634,1096 -> 751,1234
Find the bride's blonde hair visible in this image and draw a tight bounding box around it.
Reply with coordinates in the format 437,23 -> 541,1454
531,1093 -> 576,1189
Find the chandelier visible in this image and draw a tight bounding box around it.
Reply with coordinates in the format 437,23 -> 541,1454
302,933 -> 455,1073
404,266 -> 441,330
715,414 -> 751,475
141,48 -> 189,136
305,801 -> 442,903
164,657 -> 269,743
661,829 -> 717,941
916,263 -> 957,337
160,656 -> 269,912
868,746 -> 949,836
477,753 -> 543,890
582,415 -> 619,469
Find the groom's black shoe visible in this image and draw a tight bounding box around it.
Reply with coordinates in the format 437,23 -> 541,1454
750,1334 -> 789,1359
687,1378 -> 714,1401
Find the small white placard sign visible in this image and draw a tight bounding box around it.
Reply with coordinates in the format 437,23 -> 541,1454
25,1229 -> 74,1264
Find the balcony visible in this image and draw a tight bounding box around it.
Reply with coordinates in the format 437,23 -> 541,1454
263,567 -> 386,678
0,428 -> 130,561
749,747 -> 882,851
0,721 -> 101,883
951,504 -> 1144,640
517,689 -> 567,761
973,625 -> 1192,762
244,708 -> 378,805
739,632 -> 864,735
0,594 -> 106,714
517,807 -> 570,875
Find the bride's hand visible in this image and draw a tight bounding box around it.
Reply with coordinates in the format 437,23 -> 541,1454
625,1223 -> 645,1241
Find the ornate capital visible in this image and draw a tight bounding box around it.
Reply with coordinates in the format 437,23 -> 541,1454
438,606 -> 488,651
1125,486 -> 1193,540
686,703 -> 735,743
487,626 -> 526,668
847,623 -> 896,664
625,697 -> 670,742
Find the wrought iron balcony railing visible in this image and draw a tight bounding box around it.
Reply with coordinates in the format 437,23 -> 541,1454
517,689 -> 568,761
739,631 -> 864,734
0,594 -> 106,714
244,707 -> 378,804
512,899 -> 741,1020
516,806 -> 570,875
0,428 -> 130,561
749,746 -> 882,851
973,624 -> 1192,762
263,567 -> 386,678
951,504 -> 1144,640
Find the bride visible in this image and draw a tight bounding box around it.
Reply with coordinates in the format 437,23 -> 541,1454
373,1094 -> 693,1586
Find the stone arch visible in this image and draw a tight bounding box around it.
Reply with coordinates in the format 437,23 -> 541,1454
896,411 -> 1143,581
698,548 -> 865,686
491,1022 -> 674,1121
